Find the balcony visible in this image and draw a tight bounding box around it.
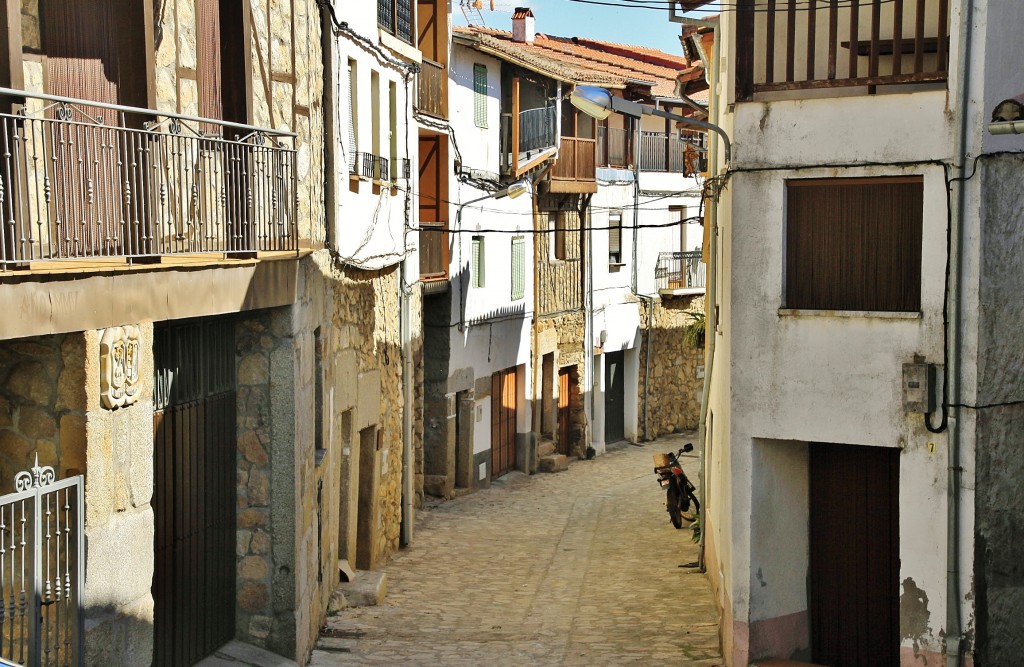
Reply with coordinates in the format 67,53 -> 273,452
549,137 -> 597,194
500,106 -> 557,176
0,89 -> 297,270
350,151 -> 390,182
736,0 -> 949,99
638,132 -> 706,175
417,59 -> 446,119
419,223 -> 448,280
656,251 -> 706,295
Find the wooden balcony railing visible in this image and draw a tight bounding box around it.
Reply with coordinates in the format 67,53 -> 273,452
550,137 -> 596,183
419,222 -> 448,279
736,0 -> 949,99
417,59 -> 446,119
0,87 -> 297,269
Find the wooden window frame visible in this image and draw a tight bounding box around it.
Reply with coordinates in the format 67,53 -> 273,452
550,212 -> 566,262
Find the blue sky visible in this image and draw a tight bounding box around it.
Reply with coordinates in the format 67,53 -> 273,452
451,0 -> 687,56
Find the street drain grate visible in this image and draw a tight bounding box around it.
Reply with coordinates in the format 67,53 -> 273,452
321,628 -> 366,639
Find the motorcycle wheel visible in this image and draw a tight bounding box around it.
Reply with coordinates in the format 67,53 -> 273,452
667,485 -> 683,529
680,490 -> 699,523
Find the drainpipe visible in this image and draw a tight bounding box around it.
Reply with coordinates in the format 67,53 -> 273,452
945,0 -> 975,663
400,77 -> 415,547
681,14 -> 720,572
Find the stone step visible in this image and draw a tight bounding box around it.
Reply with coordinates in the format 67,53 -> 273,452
196,640 -> 299,666
537,454 -> 568,473
334,569 -> 387,607
537,440 -> 556,458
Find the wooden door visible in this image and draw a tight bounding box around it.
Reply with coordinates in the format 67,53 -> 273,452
490,368 -> 517,478
604,351 -> 625,443
153,318 -> 237,666
810,442 -> 899,667
557,367 -> 575,456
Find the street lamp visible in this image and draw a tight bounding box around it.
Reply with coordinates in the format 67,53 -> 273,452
569,85 -> 731,164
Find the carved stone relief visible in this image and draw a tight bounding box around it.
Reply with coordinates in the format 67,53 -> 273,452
100,325 -> 142,409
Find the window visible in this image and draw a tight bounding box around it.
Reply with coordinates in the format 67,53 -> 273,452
472,236 -> 485,287
608,212 -> 622,264
378,0 -> 413,44
785,177 -> 923,312
549,212 -> 566,261
670,205 -> 688,251
473,64 -> 488,128
347,60 -> 358,171
511,236 -> 525,300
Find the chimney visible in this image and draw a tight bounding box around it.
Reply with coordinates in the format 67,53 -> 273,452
512,7 -> 535,44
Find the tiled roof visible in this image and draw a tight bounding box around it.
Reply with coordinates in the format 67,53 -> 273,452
453,25 -> 706,100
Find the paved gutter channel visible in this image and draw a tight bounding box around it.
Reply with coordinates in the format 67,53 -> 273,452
312,433 -> 723,666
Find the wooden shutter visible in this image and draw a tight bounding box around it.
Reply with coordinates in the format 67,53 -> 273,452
786,177 -> 923,312
473,64 -> 488,128
472,236 -> 484,287
511,236 -> 525,300
196,0 -> 224,126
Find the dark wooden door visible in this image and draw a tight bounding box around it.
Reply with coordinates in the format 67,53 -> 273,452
604,351 -> 625,443
153,318 -> 237,666
491,368 -> 517,479
810,442 -> 899,667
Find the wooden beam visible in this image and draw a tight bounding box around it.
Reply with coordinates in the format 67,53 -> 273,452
0,2 -> 24,92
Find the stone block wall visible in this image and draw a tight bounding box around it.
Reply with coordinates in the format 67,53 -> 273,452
639,295 -> 705,437
0,327 -> 157,667
0,334 -> 87,494
537,311 -> 588,456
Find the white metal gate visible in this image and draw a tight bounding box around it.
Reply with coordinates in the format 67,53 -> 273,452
0,457 -> 84,666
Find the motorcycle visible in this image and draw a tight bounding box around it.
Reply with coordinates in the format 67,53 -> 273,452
653,444 -> 700,529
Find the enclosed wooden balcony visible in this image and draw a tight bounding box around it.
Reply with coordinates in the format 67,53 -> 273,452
549,137 -> 596,194
736,0 -> 949,99
417,58 -> 447,119
0,88 -> 297,270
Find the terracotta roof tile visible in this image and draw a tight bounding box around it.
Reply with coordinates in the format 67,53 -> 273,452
454,25 -> 708,100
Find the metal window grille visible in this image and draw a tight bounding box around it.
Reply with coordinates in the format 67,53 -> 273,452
473,64 -> 488,129
608,212 -> 622,264
511,236 -> 525,300
472,236 -> 485,288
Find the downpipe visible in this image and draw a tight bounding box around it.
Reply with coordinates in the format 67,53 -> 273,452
945,0 -> 976,663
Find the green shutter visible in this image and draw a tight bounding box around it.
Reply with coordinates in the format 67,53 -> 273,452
473,64 -> 488,129
472,236 -> 485,288
511,237 -> 525,300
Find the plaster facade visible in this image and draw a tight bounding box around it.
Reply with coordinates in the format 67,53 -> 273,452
700,1 -> 1024,664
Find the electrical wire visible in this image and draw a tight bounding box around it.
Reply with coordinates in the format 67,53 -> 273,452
562,0 -> 904,12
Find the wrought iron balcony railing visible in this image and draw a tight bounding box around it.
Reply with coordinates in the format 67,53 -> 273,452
0,88 -> 297,269
655,250 -> 706,292
638,132 -> 705,175
349,151 -> 390,182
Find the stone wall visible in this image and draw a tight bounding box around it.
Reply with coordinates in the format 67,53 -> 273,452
639,295 -> 705,437
0,328 -> 157,666
0,334 -> 87,494
537,311 -> 587,456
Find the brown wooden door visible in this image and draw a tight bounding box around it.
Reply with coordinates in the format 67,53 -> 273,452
809,442 -> 899,667
491,368 -> 517,479
153,318 -> 237,666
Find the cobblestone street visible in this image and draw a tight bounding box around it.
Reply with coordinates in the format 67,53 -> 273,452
312,434 -> 722,666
